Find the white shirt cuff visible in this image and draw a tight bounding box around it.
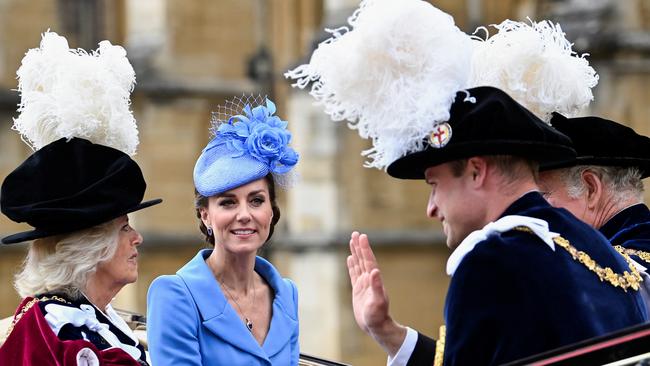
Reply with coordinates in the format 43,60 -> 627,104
387,327 -> 418,366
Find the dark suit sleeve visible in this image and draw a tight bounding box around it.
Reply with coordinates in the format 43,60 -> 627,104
407,332 -> 436,366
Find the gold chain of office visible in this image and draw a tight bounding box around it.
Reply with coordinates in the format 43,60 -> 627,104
5,295 -> 71,338
513,226 -> 642,292
615,246 -> 650,264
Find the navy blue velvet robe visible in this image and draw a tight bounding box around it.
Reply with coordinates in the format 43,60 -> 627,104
600,204 -> 650,267
407,192 -> 648,366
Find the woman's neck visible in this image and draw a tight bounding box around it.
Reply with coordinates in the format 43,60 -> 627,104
84,276 -> 122,311
207,247 -> 257,294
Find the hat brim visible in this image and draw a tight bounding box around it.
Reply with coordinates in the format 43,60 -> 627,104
1,198 -> 163,244
540,157 -> 650,179
387,141 -> 576,180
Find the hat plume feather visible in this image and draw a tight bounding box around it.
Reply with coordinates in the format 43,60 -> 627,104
285,0 -> 473,169
13,31 -> 139,155
468,19 -> 599,123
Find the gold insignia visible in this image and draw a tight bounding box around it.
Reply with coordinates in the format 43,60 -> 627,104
429,123 -> 452,148
513,226 -> 642,292
615,246 -> 650,264
434,325 -> 446,366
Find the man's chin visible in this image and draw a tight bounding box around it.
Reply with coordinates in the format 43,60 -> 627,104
446,237 -> 461,250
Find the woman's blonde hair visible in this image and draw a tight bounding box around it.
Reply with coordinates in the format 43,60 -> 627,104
14,218 -> 120,299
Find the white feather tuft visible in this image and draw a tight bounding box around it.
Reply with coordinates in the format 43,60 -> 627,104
285,0 -> 473,169
468,19 -> 599,123
13,31 -> 139,155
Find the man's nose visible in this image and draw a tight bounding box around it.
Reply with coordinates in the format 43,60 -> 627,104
426,190 -> 437,218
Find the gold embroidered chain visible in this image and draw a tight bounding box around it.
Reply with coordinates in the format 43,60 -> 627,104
514,226 -> 642,292
434,325 -> 446,366
5,295 -> 71,338
5,298 -> 38,338
615,246 -> 650,264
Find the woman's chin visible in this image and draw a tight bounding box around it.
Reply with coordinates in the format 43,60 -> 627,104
225,243 -> 263,255
122,269 -> 139,285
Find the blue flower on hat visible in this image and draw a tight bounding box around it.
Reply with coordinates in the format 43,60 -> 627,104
216,99 -> 299,174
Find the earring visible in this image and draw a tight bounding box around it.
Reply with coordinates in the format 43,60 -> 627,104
207,227 -> 213,236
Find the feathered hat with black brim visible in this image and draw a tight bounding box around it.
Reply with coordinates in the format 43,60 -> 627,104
285,0 -> 580,179
385,87 -> 575,179
1,31 -> 161,245
541,113 -> 650,178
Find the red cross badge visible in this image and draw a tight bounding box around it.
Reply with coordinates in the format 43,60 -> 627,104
429,123 -> 452,148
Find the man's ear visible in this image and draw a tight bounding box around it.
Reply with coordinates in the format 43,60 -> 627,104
467,157 -> 488,186
582,170 -> 603,209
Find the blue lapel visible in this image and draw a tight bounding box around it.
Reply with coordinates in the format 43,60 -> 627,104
176,250 -> 297,361
255,256 -> 298,357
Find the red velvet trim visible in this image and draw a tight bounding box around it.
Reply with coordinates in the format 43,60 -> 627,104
0,297 -> 141,365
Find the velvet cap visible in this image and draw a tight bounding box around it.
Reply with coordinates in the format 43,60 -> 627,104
1,137 -> 162,244
541,113 -> 650,178
387,86 -> 576,179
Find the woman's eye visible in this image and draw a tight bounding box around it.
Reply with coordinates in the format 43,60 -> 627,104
121,224 -> 132,232
251,197 -> 265,206
219,199 -> 235,207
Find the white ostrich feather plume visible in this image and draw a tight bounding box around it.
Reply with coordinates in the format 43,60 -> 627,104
285,0 -> 473,169
14,31 -> 138,155
468,19 -> 599,123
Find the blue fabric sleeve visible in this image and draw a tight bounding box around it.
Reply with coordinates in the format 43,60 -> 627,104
147,275 -> 202,366
285,278 -> 300,366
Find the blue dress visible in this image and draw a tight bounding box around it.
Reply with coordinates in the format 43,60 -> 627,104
600,203 -> 650,267
407,192 -> 648,366
147,249 -> 299,366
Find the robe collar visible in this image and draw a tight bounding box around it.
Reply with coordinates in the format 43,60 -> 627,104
600,203 -> 650,240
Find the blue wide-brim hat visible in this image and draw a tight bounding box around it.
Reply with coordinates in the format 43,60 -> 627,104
1,137 -> 162,244
193,98 -> 299,197
386,86 -> 577,179
541,113 -> 650,178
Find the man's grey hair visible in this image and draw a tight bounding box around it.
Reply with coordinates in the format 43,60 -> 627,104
560,165 -> 644,201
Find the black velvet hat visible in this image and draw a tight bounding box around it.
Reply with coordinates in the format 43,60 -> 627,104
541,113 -> 650,178
386,86 -> 577,179
1,137 -> 162,244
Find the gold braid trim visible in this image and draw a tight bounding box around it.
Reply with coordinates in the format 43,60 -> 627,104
5,295 -> 71,339
434,325 -> 446,366
513,226 -> 642,292
615,246 -> 650,264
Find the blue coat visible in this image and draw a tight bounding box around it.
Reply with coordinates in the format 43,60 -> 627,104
600,203 -> 650,267
147,249 -> 299,366
408,192 -> 648,366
